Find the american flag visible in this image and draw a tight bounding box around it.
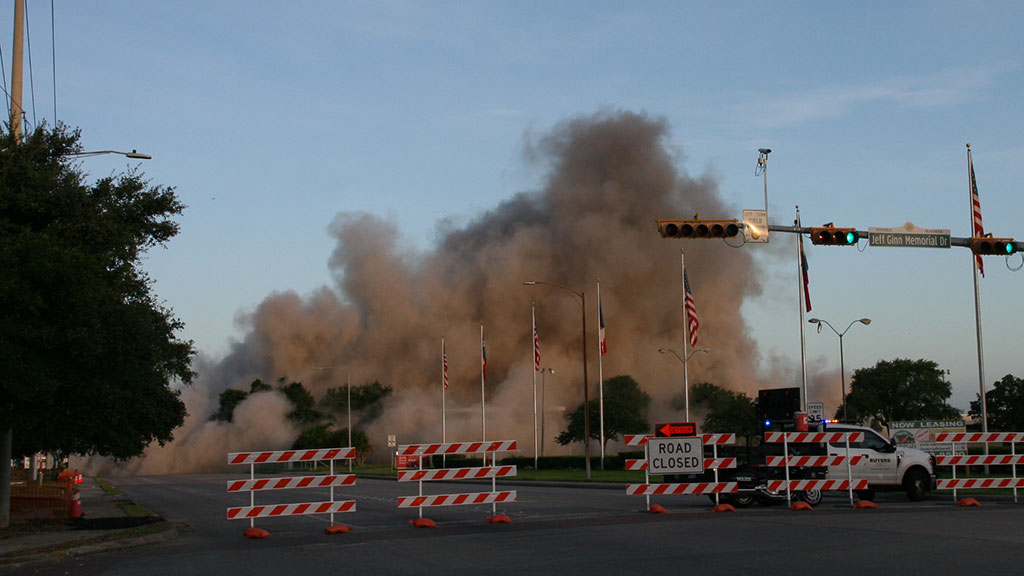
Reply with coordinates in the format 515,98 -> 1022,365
532,305 -> 540,371
442,339 -> 449,389
684,269 -> 700,347
598,298 -> 607,356
800,233 -> 812,312
969,149 -> 985,277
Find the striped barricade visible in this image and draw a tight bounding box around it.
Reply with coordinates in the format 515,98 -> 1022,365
763,431 -> 864,507
226,446 -> 356,536
932,433 -> 1024,503
624,432 -> 737,511
397,440 -> 517,524
626,482 -> 738,496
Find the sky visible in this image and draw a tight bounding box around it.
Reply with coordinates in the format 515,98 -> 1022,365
4,1 -> 1023,423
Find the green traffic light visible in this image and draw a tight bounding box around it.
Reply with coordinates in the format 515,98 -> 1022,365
1006,242 -> 1016,255
845,231 -> 856,244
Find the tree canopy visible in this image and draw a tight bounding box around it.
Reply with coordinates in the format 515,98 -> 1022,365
686,382 -> 759,437
970,374 -> 1024,431
0,124 -> 194,459
843,358 -> 960,429
556,375 -> 650,447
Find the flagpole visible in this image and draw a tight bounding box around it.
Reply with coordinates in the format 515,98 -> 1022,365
680,251 -> 691,421
441,336 -> 447,467
442,337 -> 447,442
797,207 -> 809,412
596,280 -> 605,469
968,144 -> 988,433
480,323 -> 486,442
532,303 -> 539,470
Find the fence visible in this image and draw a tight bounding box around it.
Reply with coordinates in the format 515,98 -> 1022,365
622,433 -> 737,511
396,440 -> 517,524
933,432 -> 1024,503
226,447 -> 357,536
763,431 -> 867,506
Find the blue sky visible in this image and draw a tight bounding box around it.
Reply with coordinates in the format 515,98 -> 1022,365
5,1 -> 1023,412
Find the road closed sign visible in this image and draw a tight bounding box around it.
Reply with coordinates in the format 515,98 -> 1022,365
646,437 -> 703,475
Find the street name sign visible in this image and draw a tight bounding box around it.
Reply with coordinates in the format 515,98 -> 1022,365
647,437 -> 703,474
743,209 -> 769,243
869,222 -> 950,249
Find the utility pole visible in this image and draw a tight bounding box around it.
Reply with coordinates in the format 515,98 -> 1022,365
1,0 -> 26,530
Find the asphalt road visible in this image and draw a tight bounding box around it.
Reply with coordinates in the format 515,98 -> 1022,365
21,473 -> 1024,575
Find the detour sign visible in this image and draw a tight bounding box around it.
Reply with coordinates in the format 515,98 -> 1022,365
646,437 -> 703,475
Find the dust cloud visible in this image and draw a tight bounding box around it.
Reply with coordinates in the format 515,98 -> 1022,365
87,110 -> 808,474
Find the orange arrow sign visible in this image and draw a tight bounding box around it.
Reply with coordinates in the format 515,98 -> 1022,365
656,422 -> 697,437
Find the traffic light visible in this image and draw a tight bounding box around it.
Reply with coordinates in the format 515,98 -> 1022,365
810,226 -> 859,246
970,237 -> 1018,255
657,219 -> 740,239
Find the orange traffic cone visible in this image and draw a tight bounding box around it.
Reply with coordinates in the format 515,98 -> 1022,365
70,488 -> 83,518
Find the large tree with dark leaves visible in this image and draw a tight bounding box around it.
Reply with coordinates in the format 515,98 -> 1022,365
844,358 -> 960,429
0,124 -> 194,462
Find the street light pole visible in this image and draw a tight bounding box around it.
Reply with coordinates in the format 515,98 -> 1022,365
539,368 -> 554,458
808,318 -> 871,421
524,281 -> 591,480
658,347 -> 710,421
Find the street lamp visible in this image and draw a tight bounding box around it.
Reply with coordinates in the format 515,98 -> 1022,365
523,281 -> 591,480
65,149 -> 152,159
808,318 -> 871,421
658,347 -> 710,422
539,368 -> 554,458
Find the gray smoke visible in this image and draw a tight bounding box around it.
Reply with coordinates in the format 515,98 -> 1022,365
88,110 -> 804,475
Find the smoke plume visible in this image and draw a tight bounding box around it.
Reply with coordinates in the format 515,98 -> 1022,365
89,110 -> 794,474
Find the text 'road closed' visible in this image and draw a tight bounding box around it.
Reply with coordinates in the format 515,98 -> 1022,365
647,437 -> 704,474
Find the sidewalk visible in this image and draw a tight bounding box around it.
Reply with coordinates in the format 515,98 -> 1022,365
0,476 -> 178,569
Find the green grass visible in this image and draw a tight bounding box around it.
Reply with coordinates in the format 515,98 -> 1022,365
95,477 -> 119,496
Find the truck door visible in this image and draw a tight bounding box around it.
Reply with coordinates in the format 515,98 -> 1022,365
828,428 -> 897,484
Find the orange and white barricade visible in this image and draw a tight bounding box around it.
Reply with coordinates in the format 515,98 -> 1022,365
623,433 -> 737,511
933,432 -> 1024,503
397,440 -> 517,525
226,447 -> 356,537
763,431 -> 866,507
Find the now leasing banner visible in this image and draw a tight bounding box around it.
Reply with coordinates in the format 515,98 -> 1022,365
889,420 -> 967,456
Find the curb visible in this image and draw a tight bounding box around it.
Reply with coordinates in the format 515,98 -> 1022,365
2,521 -> 181,569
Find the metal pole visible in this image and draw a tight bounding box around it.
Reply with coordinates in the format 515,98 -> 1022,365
797,207 -> 809,411
968,144 -> 988,434
596,280 -> 605,470
680,251 -> 690,421
582,293 -> 591,480
481,323 -> 486,442
838,334 -> 846,421
347,372 -> 352,472
532,304 -> 539,470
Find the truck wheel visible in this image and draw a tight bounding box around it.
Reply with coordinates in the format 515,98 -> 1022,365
798,489 -> 822,506
727,493 -> 754,508
904,469 -> 929,501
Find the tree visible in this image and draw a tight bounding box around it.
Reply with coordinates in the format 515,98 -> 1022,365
556,375 -> 649,448
0,123 -> 193,456
970,374 -> 1024,431
844,358 -> 960,429
212,389 -> 249,422
277,379 -> 322,424
685,382 -> 759,437
292,424 -> 372,464
319,380 -> 393,425
0,124 -> 194,523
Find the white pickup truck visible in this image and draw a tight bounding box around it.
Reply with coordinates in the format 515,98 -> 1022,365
825,423 -> 937,501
